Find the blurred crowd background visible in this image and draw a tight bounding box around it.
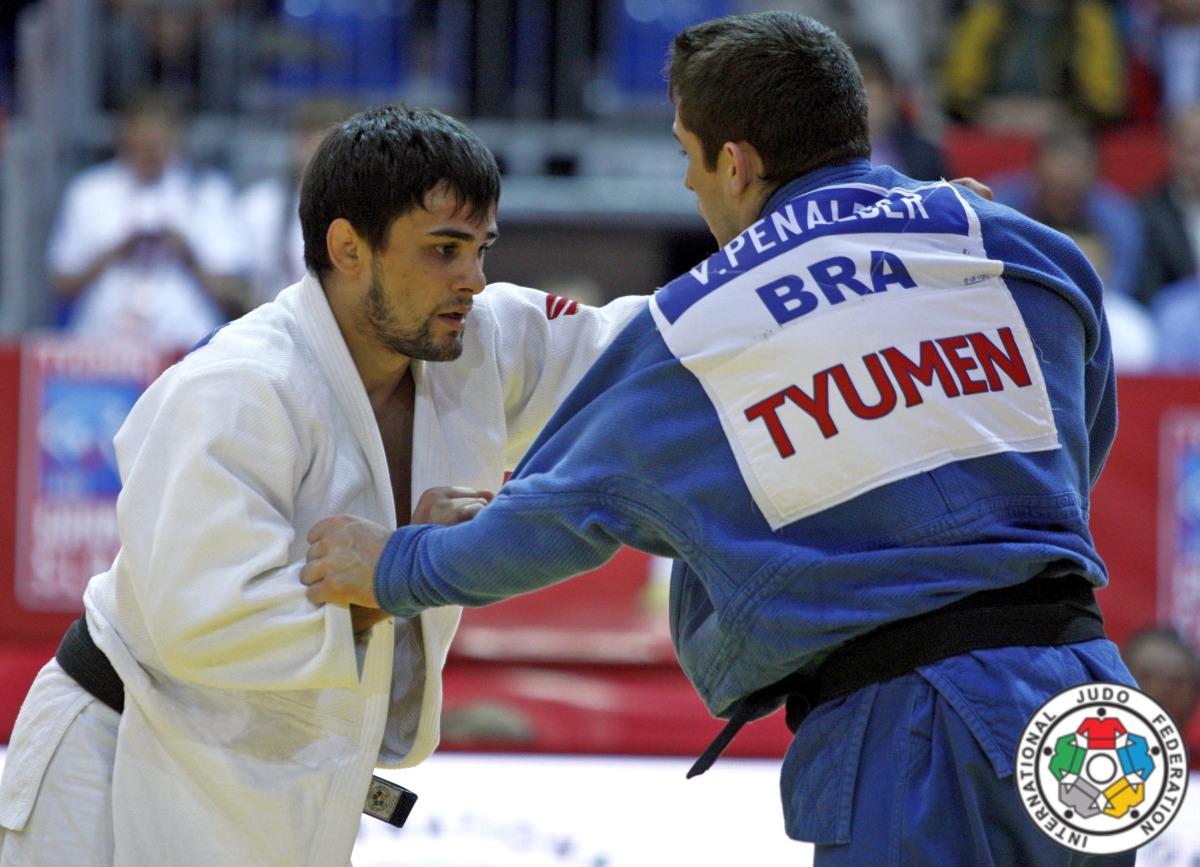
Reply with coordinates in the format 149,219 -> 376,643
7,0 -> 1200,367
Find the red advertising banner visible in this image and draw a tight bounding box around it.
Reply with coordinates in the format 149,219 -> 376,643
14,338 -> 170,612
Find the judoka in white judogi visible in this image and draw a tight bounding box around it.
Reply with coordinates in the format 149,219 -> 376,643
0,274 -> 645,865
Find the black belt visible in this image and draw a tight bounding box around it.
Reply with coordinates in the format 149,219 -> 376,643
56,615 -> 124,714
686,574 -> 1107,779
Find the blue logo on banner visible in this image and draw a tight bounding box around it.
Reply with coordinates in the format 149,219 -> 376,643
38,377 -> 141,497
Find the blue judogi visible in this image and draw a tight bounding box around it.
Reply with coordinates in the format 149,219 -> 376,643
374,161 -> 1136,865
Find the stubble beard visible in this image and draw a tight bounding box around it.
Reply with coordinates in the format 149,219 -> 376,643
363,269 -> 464,363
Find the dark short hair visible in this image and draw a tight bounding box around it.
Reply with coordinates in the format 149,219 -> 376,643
299,103 -> 501,277
667,11 -> 871,187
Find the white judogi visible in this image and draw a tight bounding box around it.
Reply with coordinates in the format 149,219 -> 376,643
0,275 -> 646,866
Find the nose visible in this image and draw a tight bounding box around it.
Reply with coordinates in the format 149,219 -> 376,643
459,256 -> 486,296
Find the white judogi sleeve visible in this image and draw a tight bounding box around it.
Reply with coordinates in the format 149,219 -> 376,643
482,283 -> 649,468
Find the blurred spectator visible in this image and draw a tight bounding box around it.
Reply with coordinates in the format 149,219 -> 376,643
103,0 -> 265,112
941,0 -> 1127,135
1148,274 -> 1200,368
1158,0 -> 1200,113
1137,101 -> 1200,307
987,126 -> 1142,298
988,125 -> 1155,370
47,87 -> 249,350
1104,289 -> 1160,373
1130,101 -> 1200,370
1126,0 -> 1200,119
855,42 -> 947,182
236,96 -> 354,308
1122,625 -> 1200,866
1122,626 -> 1199,753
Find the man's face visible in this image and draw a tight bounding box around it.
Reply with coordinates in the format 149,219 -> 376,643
121,115 -> 178,184
1035,144 -> 1096,224
358,186 -> 497,363
674,107 -> 741,248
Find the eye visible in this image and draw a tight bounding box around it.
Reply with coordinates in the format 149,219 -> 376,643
436,243 -> 457,258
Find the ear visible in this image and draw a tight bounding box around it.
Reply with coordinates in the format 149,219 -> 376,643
724,141 -> 763,197
326,218 -> 365,277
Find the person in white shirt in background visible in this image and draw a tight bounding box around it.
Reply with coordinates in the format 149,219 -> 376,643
46,86 -> 249,350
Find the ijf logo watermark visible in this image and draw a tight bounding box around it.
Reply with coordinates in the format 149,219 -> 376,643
1016,683 -> 1189,854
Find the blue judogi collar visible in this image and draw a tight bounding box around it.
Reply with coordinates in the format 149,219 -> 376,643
760,158 -> 874,217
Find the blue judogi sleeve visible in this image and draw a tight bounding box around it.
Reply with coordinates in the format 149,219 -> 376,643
375,310 -> 687,620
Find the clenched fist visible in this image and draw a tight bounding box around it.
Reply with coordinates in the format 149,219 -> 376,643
301,487 -> 494,614
301,514 -> 392,610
